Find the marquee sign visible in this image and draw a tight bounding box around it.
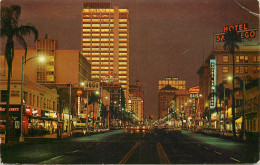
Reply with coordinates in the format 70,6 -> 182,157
215,23 -> 257,42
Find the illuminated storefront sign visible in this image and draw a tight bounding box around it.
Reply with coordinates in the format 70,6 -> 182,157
210,59 -> 217,109
82,81 -> 100,90
101,74 -> 119,84
0,106 -> 20,112
215,23 -> 257,42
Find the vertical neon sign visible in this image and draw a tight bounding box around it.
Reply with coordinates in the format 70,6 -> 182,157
210,59 -> 217,109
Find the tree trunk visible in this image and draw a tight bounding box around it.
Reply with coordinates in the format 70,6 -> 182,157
5,65 -> 12,144
232,52 -> 236,137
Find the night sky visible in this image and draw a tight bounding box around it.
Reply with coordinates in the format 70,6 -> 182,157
1,0 -> 259,119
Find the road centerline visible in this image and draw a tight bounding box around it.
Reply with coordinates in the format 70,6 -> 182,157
156,142 -> 171,164
119,141 -> 140,164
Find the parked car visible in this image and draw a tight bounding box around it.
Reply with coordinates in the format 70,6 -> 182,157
72,127 -> 87,136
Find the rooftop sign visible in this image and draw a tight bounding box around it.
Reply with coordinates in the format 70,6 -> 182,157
215,23 -> 257,42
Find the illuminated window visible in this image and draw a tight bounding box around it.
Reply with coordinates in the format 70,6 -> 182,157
92,24 -> 100,27
83,29 -> 91,32
236,55 -> 248,63
92,62 -> 100,65
92,29 -> 100,32
235,66 -> 248,73
253,56 -> 260,62
253,66 -> 260,73
83,24 -> 91,28
83,38 -> 91,41
222,55 -> 229,62
119,43 -> 127,46
119,66 -> 127,70
119,48 -> 127,51
119,62 -> 127,65
119,53 -> 127,56
101,34 -> 109,37
119,34 -> 127,37
119,38 -> 127,42
222,66 -> 229,73
82,48 -> 91,51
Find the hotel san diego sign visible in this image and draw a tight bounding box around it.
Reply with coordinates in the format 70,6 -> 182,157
215,23 -> 257,42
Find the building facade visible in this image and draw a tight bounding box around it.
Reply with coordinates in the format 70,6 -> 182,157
0,76 -> 58,136
129,80 -> 144,121
158,77 -> 186,91
81,2 -> 129,100
197,45 -> 260,129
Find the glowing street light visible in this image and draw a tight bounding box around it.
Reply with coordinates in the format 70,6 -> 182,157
19,55 -> 46,143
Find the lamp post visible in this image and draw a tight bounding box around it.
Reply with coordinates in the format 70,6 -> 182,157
19,55 -> 46,143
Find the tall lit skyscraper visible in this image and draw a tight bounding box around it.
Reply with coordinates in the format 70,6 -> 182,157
81,2 -> 129,98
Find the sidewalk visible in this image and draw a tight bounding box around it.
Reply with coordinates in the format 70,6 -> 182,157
3,133 -> 71,145
26,132 -> 71,139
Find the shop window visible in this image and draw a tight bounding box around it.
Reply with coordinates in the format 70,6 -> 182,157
1,90 -> 7,102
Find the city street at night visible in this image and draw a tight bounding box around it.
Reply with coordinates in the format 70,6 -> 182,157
0,0 -> 259,164
1,128 -> 258,164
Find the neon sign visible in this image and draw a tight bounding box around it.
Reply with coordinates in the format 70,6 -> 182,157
215,23 -> 257,42
210,59 -> 217,109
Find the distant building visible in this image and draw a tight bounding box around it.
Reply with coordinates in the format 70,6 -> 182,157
158,77 -> 186,91
81,2 -> 130,103
129,80 -> 144,121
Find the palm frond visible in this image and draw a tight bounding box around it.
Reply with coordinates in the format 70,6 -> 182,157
15,33 -> 27,60
18,24 -> 39,42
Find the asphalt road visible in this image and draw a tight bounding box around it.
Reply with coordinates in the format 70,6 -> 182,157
1,129 -> 259,164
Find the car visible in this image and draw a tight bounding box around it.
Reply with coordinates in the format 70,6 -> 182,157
72,127 -> 87,136
0,125 -> 6,144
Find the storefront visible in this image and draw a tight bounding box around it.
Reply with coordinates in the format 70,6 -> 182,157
41,110 -> 58,134
0,105 -> 21,137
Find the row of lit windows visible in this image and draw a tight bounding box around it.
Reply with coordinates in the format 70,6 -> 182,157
89,57 -> 115,60
92,62 -> 114,65
83,48 -> 114,51
83,33 -> 114,37
84,53 -> 114,56
83,38 -> 114,41
83,43 -> 114,46
222,66 -> 260,74
83,24 -> 114,28
83,18 -> 114,22
223,55 -> 260,63
83,29 -> 111,32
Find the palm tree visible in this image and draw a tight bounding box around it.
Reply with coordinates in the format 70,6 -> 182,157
223,29 -> 241,137
88,93 -> 99,129
1,4 -> 38,143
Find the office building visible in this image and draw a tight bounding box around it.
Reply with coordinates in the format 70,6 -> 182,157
81,2 -> 129,100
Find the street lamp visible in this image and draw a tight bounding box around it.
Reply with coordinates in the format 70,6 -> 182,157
19,55 -> 46,143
